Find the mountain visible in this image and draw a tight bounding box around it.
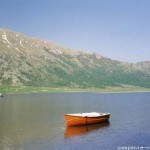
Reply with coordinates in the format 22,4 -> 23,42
0,29 -> 150,88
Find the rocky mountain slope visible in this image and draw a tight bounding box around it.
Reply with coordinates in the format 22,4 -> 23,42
0,29 -> 150,88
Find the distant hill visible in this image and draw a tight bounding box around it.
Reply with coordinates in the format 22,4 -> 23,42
0,29 -> 150,88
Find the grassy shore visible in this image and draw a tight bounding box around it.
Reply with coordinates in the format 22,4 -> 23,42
0,85 -> 150,94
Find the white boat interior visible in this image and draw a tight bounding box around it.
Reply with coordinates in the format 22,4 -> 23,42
66,112 -> 110,117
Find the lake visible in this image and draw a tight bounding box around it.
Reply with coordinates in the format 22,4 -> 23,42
0,92 -> 150,150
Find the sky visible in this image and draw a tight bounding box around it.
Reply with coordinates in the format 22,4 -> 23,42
0,0 -> 150,62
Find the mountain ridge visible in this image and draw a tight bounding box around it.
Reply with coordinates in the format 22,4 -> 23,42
0,29 -> 150,88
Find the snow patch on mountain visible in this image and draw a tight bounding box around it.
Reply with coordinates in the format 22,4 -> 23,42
50,49 -> 62,55
20,39 -> 25,48
2,31 -> 13,46
15,47 -> 25,55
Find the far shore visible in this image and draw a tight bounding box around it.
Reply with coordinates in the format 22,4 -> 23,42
0,86 -> 150,94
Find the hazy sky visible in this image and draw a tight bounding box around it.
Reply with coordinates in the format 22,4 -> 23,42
0,0 -> 150,62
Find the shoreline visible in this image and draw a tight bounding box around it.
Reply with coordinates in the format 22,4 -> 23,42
0,86 -> 150,95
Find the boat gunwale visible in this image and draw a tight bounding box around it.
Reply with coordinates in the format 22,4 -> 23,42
64,113 -> 110,118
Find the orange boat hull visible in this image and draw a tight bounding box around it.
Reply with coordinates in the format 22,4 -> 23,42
64,114 -> 110,127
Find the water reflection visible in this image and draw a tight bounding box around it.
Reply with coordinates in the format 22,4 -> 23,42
65,121 -> 110,138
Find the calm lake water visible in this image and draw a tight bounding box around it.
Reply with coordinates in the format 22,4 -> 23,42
0,92 -> 150,150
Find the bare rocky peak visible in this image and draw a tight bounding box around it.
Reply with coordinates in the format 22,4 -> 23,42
0,28 -> 80,57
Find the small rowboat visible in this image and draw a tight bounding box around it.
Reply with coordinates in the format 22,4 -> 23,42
64,112 -> 110,127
